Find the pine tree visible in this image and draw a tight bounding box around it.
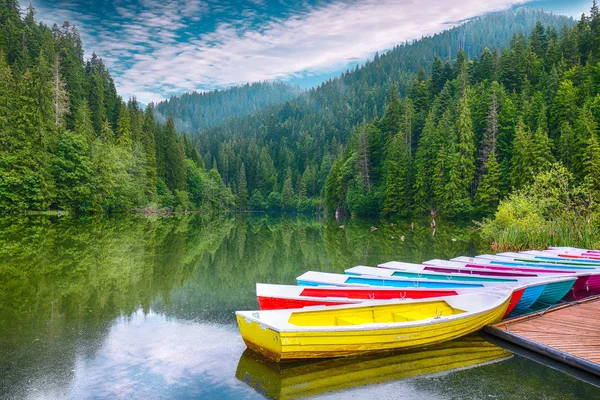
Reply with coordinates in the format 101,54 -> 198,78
73,99 -> 94,143
237,162 -> 248,210
282,167 -> 294,211
456,92 -> 476,196
480,83 -> 499,173
381,84 -> 402,137
162,117 -> 186,192
442,146 -> 472,217
413,112 -> 437,212
474,149 -> 501,214
53,128 -> 93,211
511,118 -> 533,189
557,121 -> 576,169
403,97 -> 415,155
51,54 -> 70,126
530,105 -> 554,173
0,52 -> 14,141
383,133 -> 412,216
551,79 -> 577,139
142,106 -> 158,199
116,102 -> 132,148
357,125 -> 371,192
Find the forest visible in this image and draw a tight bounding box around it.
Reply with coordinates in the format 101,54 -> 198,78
0,1 -> 233,214
186,9 -> 574,215
3,1 -> 600,223
325,6 -> 600,219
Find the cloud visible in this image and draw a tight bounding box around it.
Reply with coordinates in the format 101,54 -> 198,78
32,0 -> 531,104
23,310 -> 256,398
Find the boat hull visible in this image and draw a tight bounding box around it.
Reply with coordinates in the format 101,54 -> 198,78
586,275 -> 600,291
505,288 -> 524,316
511,284 -> 545,312
534,279 -> 576,305
237,298 -> 510,362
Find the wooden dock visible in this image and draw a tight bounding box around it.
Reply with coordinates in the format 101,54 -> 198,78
485,295 -> 600,376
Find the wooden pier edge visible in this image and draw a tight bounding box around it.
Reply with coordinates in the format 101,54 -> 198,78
484,295 -> 600,377
484,325 -> 600,377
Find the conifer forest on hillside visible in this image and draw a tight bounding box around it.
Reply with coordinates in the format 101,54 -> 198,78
3,0 -> 600,242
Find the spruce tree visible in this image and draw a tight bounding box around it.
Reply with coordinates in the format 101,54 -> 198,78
237,162 -> 248,210
511,117 -> 533,189
383,133 -> 412,216
142,106 -> 158,199
530,106 -> 554,173
456,92 -> 476,196
413,112 -> 437,212
282,167 -> 294,211
116,102 -> 132,148
163,117 -> 186,192
51,54 -> 70,126
474,149 -> 501,214
381,84 -> 402,137
73,99 -> 94,143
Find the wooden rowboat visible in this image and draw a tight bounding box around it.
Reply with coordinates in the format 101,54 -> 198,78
495,252 -> 600,266
346,265 -> 521,284
523,250 -> 600,262
296,271 -> 487,289
236,292 -> 512,361
455,255 -> 600,293
256,283 -> 462,310
373,262 -> 576,307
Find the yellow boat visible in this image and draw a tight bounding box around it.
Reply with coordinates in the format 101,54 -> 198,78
235,292 -> 511,362
236,334 -> 512,399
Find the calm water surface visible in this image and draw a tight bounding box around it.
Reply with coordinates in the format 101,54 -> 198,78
0,214 -> 598,399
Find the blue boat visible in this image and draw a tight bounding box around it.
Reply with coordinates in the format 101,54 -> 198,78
296,271 -> 486,289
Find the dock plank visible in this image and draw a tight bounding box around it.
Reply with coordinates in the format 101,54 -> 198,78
485,296 -> 600,376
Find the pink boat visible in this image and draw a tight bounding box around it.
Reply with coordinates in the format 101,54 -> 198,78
424,259 -> 600,293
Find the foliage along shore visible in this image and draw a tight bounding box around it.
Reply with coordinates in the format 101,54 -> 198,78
479,163 -> 600,252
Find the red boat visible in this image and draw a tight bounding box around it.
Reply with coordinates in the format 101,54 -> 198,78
255,283 -> 523,317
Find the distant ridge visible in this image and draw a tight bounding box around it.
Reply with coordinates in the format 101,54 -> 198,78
153,81 -> 303,132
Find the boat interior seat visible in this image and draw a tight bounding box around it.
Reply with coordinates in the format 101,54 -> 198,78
392,313 -> 416,322
335,316 -> 371,325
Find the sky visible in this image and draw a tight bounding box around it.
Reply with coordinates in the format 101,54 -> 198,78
25,0 -> 592,104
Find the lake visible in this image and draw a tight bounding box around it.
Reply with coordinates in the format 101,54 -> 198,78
0,213 -> 598,399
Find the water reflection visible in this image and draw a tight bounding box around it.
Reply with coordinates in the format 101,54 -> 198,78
1,213 -> 599,399
236,334 -> 512,399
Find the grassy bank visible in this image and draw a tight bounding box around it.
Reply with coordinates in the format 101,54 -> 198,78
480,164 -> 600,252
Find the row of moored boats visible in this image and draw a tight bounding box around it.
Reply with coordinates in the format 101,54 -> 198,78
236,247 -> 600,362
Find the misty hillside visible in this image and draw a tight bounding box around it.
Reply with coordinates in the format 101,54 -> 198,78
152,81 -> 303,132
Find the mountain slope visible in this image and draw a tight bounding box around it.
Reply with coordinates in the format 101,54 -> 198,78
153,82 -> 303,132
188,9 -> 574,211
